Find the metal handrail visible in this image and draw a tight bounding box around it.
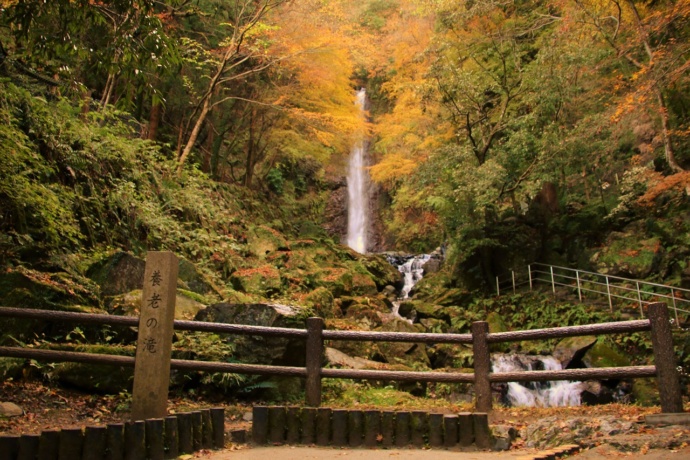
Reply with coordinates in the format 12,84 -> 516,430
496,263 -> 690,326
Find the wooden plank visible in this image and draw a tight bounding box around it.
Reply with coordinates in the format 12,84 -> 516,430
648,303 -> 684,413
305,318 -> 324,407
210,408 -> 225,449
82,426 -> 107,460
472,322 -> 492,412
645,413 -> 690,426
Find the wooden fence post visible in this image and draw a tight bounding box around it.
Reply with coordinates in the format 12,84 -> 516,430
131,251 -> 179,420
472,321 -> 492,412
305,317 -> 324,407
648,302 -> 683,413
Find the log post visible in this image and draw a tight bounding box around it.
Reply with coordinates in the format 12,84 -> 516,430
648,302 -> 683,413
210,408 -> 225,449
428,413 -> 443,448
177,413 -> 193,453
105,424 -> 124,460
58,428 -> 83,460
381,411 -> 394,447
268,406 -> 286,445
315,408 -> 331,446
305,317 -> 324,407
164,416 -> 179,458
201,409 -> 213,449
394,411 -> 410,447
331,409 -> 348,446
83,426 -> 107,460
472,321 -> 492,412
0,435 -> 19,460
286,407 -> 301,444
132,251 -> 179,420
301,408 -> 317,445
145,419 -> 165,460
124,421 -> 145,460
363,410 -> 381,447
18,434 -> 40,460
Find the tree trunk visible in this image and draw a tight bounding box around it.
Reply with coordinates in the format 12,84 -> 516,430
177,97 -> 210,176
147,100 -> 162,141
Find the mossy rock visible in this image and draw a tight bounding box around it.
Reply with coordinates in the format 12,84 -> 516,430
632,378 -> 660,406
314,268 -> 353,297
419,318 -> 449,333
52,362 -> 134,394
178,258 -> 215,296
428,343 -> 474,369
487,312 -> 510,352
0,358 -> 25,381
304,287 -> 335,317
230,265 -> 282,297
0,266 -> 101,310
324,318 -> 377,359
553,336 -> 598,368
414,302 -> 450,322
591,233 -> 664,279
344,304 -> 383,329
582,341 -> 630,368
108,289 -> 207,320
361,254 -> 402,290
247,225 -> 290,259
86,251 -> 145,297
194,302 -> 307,365
351,273 -> 378,296
375,319 -> 430,369
0,267 -> 103,344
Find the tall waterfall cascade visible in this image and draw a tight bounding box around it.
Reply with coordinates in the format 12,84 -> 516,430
346,88 -> 371,254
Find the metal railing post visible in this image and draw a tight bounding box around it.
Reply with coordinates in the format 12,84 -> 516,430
496,277 -> 500,296
471,321 -> 492,412
636,282 -> 644,317
550,266 -> 556,295
671,289 -> 679,326
647,303 -> 683,413
528,265 -> 533,290
605,276 -> 613,312
576,270 -> 582,302
305,317 -> 324,407
512,271 -> 516,294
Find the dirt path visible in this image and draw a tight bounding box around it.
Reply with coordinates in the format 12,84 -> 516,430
198,446 -> 525,459
194,445 -> 690,460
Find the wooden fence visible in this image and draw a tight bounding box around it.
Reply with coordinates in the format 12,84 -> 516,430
0,302 -> 683,414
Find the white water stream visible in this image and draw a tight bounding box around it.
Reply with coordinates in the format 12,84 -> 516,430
346,88 -> 370,254
492,354 -> 582,407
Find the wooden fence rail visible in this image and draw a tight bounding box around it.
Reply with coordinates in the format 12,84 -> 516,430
0,302 -> 683,414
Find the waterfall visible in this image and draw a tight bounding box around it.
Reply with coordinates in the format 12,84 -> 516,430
398,254 -> 431,299
346,88 -> 370,254
492,354 -> 583,407
385,253 -> 433,322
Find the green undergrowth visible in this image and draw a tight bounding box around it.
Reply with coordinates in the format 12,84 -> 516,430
322,380 -> 473,412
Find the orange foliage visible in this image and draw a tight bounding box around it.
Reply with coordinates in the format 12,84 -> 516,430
638,171 -> 690,206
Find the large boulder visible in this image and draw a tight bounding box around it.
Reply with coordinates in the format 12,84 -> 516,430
246,225 -> 289,259
86,252 -> 145,296
553,336 -> 598,368
375,319 -> 430,369
194,302 -> 307,366
108,289 -> 206,320
229,265 -> 282,297
0,266 -> 101,344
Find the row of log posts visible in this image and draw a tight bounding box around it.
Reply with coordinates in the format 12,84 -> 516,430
0,409 -> 224,460
251,406 -> 491,449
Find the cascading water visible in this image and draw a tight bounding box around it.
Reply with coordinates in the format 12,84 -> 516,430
346,88 -> 370,254
386,254 -> 433,321
492,354 -> 583,407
